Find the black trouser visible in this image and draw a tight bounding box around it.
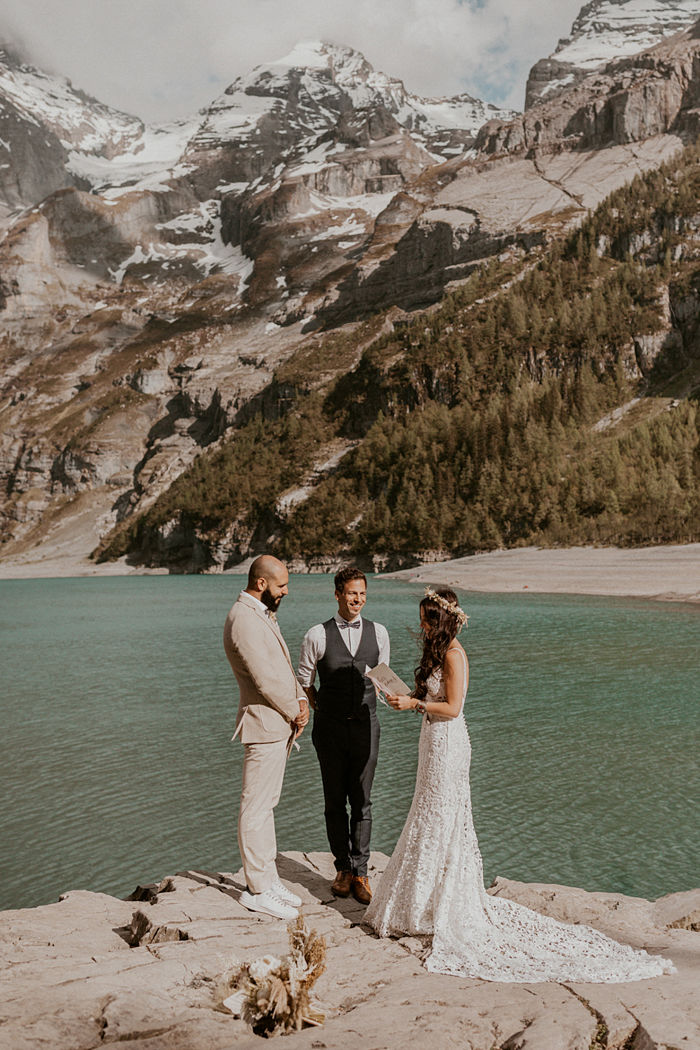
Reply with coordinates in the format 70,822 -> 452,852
312,710 -> 380,877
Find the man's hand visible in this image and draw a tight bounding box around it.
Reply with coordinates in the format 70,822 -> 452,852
293,697 -> 310,736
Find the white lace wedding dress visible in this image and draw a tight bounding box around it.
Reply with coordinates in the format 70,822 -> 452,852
365,651 -> 674,982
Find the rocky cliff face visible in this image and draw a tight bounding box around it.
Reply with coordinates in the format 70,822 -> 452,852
315,22 -> 700,329
2,15 -> 700,573
0,39 -> 517,567
480,24 -> 700,156
525,0 -> 700,108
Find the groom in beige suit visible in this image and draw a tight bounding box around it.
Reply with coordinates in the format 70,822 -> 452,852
223,555 -> 309,919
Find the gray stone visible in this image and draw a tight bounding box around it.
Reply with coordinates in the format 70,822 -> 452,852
1,853 -> 697,1050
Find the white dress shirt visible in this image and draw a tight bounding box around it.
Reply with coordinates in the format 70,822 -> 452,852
240,590 -> 280,623
297,613 -> 390,688
242,590 -> 268,613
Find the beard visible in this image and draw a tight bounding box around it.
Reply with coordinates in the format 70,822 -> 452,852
261,586 -> 283,612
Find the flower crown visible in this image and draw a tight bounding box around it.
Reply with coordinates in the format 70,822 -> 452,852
424,587 -> 469,629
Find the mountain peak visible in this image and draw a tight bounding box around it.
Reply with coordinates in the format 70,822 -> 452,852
242,39 -> 388,99
526,0 -> 700,108
200,40 -> 514,162
270,40 -> 350,70
0,36 -> 32,68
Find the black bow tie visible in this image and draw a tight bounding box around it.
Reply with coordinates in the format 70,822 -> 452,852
339,619 -> 361,629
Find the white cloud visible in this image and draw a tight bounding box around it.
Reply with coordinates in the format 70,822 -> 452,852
0,0 -> 584,122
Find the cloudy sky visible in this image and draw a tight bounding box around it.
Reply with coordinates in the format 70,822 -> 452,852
0,0 -> 584,121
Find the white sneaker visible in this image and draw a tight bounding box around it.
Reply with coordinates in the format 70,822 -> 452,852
239,888 -> 298,920
274,880 -> 302,908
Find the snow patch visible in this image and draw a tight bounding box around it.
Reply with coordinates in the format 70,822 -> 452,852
217,181 -> 249,194
272,41 -> 332,70
316,218 -> 365,240
110,244 -> 168,285
541,0 -> 700,96
109,200 -> 254,285
294,189 -> 396,221
67,120 -> 195,192
0,59 -> 142,153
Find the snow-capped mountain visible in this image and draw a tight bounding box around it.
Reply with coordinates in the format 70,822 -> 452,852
1,38 -> 512,216
5,19 -> 700,573
0,44 -> 142,152
0,35 -> 519,564
1,39 -> 515,312
0,41 -> 145,212
526,0 -> 700,107
188,42 -> 513,163
0,39 -> 514,298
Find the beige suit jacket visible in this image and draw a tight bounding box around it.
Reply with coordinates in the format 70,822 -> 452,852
223,591 -> 305,744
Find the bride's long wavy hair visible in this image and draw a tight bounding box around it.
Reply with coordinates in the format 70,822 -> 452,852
414,588 -> 462,700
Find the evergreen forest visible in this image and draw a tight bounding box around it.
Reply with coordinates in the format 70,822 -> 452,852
99,141 -> 700,569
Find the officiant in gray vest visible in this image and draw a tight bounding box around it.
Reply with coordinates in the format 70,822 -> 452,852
297,567 -> 390,905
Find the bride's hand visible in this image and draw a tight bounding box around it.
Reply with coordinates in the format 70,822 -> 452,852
387,693 -> 416,711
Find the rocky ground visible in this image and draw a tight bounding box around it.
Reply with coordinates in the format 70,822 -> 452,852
2,851 -> 697,1050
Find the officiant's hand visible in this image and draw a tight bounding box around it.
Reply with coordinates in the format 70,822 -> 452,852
387,693 -> 417,711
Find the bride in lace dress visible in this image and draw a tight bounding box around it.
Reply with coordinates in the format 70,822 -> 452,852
364,588 -> 674,982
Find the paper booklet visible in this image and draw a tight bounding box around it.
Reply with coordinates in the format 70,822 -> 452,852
366,662 -> 410,704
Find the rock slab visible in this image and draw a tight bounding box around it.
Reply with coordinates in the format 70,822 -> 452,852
1,852 -> 698,1050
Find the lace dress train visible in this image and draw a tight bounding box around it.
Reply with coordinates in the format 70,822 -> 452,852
365,653 -> 674,982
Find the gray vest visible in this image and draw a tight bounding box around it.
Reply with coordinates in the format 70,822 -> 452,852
316,618 -> 380,720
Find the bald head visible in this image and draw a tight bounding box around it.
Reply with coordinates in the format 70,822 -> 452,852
246,555 -> 289,612
247,555 -> 286,588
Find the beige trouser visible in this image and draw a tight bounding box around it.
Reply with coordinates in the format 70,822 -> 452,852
238,738 -> 289,894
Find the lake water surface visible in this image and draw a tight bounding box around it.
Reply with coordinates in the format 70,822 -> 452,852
1,574 -> 697,912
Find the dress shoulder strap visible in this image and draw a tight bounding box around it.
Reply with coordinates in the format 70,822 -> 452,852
459,647 -> 468,706
446,645 -> 468,711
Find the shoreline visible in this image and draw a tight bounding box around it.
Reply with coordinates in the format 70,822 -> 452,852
380,543 -> 700,604
0,554 -> 168,580
1,543 -> 699,604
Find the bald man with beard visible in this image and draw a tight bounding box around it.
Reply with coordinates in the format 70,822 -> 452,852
223,555 -> 309,920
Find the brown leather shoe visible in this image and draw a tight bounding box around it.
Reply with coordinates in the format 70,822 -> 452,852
351,875 -> 372,905
331,870 -> 353,897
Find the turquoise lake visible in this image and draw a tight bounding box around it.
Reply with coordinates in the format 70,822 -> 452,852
1,574 -> 698,912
